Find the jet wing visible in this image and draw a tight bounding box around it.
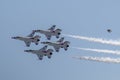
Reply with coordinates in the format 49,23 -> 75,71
27,31 -> 35,37
54,46 -> 60,52
57,37 -> 64,42
45,34 -> 51,40
48,25 -> 56,31
36,54 -> 43,60
24,41 -> 31,47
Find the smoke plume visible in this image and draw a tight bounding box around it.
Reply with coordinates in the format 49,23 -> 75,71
73,56 -> 120,63
64,34 -> 120,46
73,47 -> 120,55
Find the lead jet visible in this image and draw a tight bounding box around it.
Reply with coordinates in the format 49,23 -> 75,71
41,37 -> 70,52
24,45 -> 54,60
33,25 -> 62,40
11,31 -> 40,47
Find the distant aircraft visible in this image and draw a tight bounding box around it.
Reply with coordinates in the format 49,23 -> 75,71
33,25 -> 62,40
107,29 -> 112,33
24,45 -> 54,60
41,37 -> 70,52
11,30 -> 40,47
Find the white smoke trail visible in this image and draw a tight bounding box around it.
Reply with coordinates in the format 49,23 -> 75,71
63,34 -> 120,46
73,56 -> 120,63
72,47 -> 120,55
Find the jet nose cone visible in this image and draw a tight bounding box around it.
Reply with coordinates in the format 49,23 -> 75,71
24,50 -> 32,52
11,37 -> 17,39
11,37 -> 14,39
24,50 -> 28,52
11,36 -> 20,39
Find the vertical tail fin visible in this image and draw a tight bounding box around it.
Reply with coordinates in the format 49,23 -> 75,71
57,37 -> 64,42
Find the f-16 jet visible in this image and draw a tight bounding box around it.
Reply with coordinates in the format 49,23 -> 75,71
24,45 -> 54,60
41,37 -> 70,52
11,31 -> 40,47
33,25 -> 62,40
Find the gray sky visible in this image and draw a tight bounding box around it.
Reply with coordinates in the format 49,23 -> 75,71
1,0 -> 120,80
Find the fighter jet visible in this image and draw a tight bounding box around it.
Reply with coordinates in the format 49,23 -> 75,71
33,25 -> 62,40
11,30 -> 40,47
41,37 -> 70,52
107,29 -> 112,33
24,45 -> 54,60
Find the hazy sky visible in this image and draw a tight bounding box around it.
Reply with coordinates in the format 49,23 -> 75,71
1,0 -> 120,80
